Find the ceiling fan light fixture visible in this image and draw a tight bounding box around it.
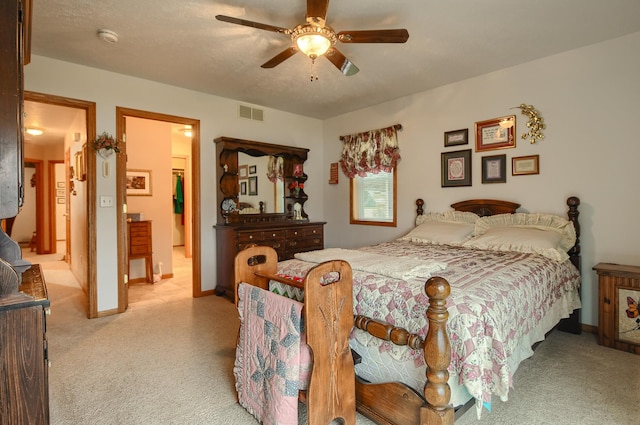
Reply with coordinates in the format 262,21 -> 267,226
292,24 -> 336,59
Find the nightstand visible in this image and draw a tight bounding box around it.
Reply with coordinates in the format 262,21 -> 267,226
128,220 -> 153,283
593,263 -> 640,354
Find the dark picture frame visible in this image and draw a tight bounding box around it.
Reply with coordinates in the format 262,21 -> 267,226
512,155 -> 540,176
240,181 -> 247,195
248,176 -> 258,195
481,154 -> 507,184
444,128 -> 469,147
249,165 -> 257,174
475,115 -> 516,152
441,149 -> 472,187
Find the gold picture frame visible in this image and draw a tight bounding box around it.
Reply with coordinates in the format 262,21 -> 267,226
475,115 -> 516,152
512,155 -> 540,176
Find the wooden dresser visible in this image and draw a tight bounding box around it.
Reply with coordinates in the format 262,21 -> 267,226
215,221 -> 325,298
593,262 -> 640,354
127,220 -> 153,283
0,263 -> 50,424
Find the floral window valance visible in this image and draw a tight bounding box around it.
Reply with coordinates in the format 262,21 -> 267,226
339,124 -> 402,178
266,155 -> 284,182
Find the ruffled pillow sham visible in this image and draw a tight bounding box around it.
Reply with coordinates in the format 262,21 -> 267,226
462,213 -> 576,262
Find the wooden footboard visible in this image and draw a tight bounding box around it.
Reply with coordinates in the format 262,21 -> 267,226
235,245 -> 453,425
354,277 -> 453,425
234,245 -> 356,425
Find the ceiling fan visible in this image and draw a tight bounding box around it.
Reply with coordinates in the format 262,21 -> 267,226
215,0 -> 409,76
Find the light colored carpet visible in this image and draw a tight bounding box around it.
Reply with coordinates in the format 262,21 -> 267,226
31,248 -> 640,424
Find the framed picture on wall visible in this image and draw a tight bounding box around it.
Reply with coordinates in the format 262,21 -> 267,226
126,169 -> 153,196
249,165 -> 257,174
248,176 -> 258,196
240,181 -> 247,195
444,128 -> 468,147
238,165 -> 248,179
475,115 -> 516,152
481,154 -> 507,183
441,149 -> 472,187
512,155 -> 540,175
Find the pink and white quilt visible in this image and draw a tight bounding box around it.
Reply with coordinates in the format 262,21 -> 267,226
234,283 -> 311,425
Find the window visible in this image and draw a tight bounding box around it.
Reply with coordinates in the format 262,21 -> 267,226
350,169 -> 397,226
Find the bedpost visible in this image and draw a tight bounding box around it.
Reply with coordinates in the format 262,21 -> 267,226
421,277 -> 454,425
416,199 -> 425,216
557,196 -> 582,334
566,196 -> 581,271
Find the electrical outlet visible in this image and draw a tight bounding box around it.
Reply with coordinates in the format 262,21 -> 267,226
100,196 -> 113,207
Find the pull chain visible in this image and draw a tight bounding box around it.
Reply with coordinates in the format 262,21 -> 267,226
309,58 -> 319,82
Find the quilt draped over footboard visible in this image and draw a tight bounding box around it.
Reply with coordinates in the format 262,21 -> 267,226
235,283 -> 312,425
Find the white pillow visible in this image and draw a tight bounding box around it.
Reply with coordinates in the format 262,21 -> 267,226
463,213 -> 576,261
401,211 -> 479,246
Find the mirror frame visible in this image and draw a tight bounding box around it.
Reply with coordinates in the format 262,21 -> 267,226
214,136 -> 309,225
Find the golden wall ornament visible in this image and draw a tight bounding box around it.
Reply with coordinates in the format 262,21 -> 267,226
514,104 -> 545,144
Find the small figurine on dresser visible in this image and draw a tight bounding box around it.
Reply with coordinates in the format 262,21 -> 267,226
293,202 -> 302,220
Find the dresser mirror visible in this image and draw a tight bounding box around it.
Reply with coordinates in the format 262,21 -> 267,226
214,136 -> 309,225
237,152 -> 284,214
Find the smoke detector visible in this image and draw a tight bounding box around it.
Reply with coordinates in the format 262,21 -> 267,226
97,29 -> 119,44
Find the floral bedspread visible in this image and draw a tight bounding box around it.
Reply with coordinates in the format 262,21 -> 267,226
276,240 -> 581,406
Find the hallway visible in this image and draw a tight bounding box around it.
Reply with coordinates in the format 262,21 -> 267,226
22,243 -> 193,311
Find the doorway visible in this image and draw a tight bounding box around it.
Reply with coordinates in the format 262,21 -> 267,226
115,107 -> 202,313
24,91 -> 97,318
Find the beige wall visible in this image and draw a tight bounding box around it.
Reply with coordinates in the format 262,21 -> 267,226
126,117 -> 174,279
322,32 -> 640,327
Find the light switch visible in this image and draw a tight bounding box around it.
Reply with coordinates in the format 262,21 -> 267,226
100,196 -> 113,207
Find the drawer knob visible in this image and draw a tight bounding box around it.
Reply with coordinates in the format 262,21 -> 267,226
249,235 -> 253,239
272,233 -> 276,237
294,231 -> 298,235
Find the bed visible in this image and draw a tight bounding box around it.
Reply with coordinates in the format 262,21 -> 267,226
234,197 -> 582,425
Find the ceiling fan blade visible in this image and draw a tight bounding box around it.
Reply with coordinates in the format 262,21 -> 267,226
215,15 -> 290,34
325,47 -> 359,76
261,47 -> 299,68
306,0 -> 330,25
337,29 -> 409,43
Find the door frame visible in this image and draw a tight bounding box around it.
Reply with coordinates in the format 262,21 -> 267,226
24,91 -> 97,318
115,107 -> 203,314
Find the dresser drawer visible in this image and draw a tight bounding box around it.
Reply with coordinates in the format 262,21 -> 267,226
286,226 -> 323,238
131,244 -> 150,255
238,229 -> 286,243
286,236 -> 323,252
130,236 -> 149,246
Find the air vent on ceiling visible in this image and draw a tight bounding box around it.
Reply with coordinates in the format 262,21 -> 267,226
238,105 -> 264,122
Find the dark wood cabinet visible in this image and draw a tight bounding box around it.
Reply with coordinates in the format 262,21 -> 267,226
0,0 -> 31,220
127,221 -> 153,283
593,263 -> 640,354
215,222 -> 325,298
213,136 -> 324,299
0,264 -> 50,425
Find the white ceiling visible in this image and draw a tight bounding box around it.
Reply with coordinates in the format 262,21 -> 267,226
30,0 -> 640,120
